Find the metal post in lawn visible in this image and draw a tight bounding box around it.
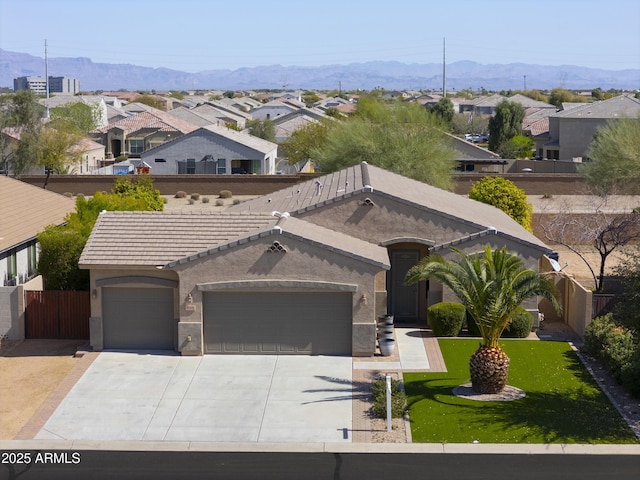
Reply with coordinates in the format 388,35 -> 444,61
386,375 -> 392,433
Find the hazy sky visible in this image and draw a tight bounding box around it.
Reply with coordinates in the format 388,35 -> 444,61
1,0 -> 639,72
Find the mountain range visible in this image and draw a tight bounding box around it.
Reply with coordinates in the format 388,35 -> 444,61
1,48 -> 638,92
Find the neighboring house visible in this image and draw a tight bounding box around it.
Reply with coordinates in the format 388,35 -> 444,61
70,138 -> 106,174
250,100 -> 299,121
139,125 -> 278,175
534,94 -> 640,161
460,94 -> 555,116
0,176 -> 75,286
89,110 -> 197,160
446,133 -> 507,173
79,162 -> 551,356
192,103 -> 250,129
40,95 -> 109,128
167,106 -> 226,128
271,107 -> 329,143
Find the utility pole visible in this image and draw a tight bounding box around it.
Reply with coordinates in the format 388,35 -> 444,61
523,75 -> 527,91
45,39 -> 50,118
442,37 -> 446,98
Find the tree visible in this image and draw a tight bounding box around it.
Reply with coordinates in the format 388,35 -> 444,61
488,100 -> 525,154
468,176 -> 533,231
246,118 -> 276,142
613,247 -> 640,332
406,246 -> 560,393
281,119 -> 332,165
497,134 -> 535,159
37,177 -> 164,290
0,90 -> 45,176
132,94 -> 163,110
50,102 -> 100,135
580,116 -> 640,194
38,126 -> 84,187
539,196 -> 640,292
313,96 -> 456,190
425,98 -> 455,127
548,87 -> 585,108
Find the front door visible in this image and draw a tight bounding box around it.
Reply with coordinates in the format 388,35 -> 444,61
389,250 -> 420,323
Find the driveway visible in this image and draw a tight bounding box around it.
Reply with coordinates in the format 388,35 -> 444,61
35,351 -> 353,443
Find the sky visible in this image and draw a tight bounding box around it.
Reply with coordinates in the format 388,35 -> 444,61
1,0 -> 639,72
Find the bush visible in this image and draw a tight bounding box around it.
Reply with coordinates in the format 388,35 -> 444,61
371,376 -> 407,418
620,357 -> 640,397
63,192 -> 73,198
219,190 -> 232,199
502,307 -> 535,338
202,197 -> 210,203
233,199 -> 241,205
215,199 -> 224,206
584,314 -> 637,382
175,191 -> 187,198
188,198 -> 195,205
427,302 -> 465,336
190,193 -> 200,200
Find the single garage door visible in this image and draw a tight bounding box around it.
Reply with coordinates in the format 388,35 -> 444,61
203,291 -> 352,355
102,287 -> 175,350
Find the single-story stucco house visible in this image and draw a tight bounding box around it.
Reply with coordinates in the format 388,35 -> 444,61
79,162 -> 552,356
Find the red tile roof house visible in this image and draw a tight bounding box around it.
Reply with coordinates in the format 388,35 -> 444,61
79,163 -> 552,357
89,110 -> 197,161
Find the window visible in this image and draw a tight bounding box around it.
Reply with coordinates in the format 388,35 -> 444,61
155,158 -> 166,163
6,249 -> 17,281
217,158 -> 226,174
129,139 -> 144,154
27,243 -> 37,276
186,158 -> 196,174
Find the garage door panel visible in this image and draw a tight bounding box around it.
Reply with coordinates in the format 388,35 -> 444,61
102,287 -> 174,350
203,292 -> 351,355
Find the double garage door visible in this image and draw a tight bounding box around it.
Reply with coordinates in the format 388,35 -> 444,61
203,291 -> 352,355
102,287 -> 175,350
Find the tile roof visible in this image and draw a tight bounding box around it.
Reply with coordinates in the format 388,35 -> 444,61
80,212 -> 278,267
141,125 -> 277,157
0,176 -> 75,253
227,162 -> 550,252
92,111 -> 198,135
79,211 -> 390,269
551,94 -> 640,119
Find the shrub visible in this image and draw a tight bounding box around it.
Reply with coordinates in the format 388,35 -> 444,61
620,356 -> 640,397
427,302 -> 465,336
371,376 -> 407,418
502,307 -> 535,338
584,314 -> 637,382
190,193 -> 200,200
202,197 -> 210,203
175,191 -> 187,198
162,197 -> 167,203
188,198 -> 195,205
219,190 -> 232,199
215,199 -> 224,206
233,199 -> 241,205
63,192 -> 73,198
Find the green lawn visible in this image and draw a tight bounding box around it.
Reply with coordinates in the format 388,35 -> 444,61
404,339 -> 638,444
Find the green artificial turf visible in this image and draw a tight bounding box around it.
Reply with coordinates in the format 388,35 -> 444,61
404,339 -> 639,444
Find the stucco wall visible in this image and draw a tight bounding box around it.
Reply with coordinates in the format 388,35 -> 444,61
170,233 -> 383,356
0,286 -> 20,340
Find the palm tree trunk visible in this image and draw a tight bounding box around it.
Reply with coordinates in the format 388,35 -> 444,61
469,345 -> 510,394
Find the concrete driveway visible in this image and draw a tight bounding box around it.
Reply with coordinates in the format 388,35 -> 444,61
35,351 -> 353,443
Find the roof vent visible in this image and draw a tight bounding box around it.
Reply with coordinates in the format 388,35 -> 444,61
267,241 -> 287,253
360,197 -> 375,207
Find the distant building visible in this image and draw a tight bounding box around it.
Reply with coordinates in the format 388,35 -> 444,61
13,76 -> 80,95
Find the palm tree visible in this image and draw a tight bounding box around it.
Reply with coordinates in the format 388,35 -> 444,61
406,245 -> 561,394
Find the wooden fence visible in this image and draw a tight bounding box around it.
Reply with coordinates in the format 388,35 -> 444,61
25,290 -> 91,339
